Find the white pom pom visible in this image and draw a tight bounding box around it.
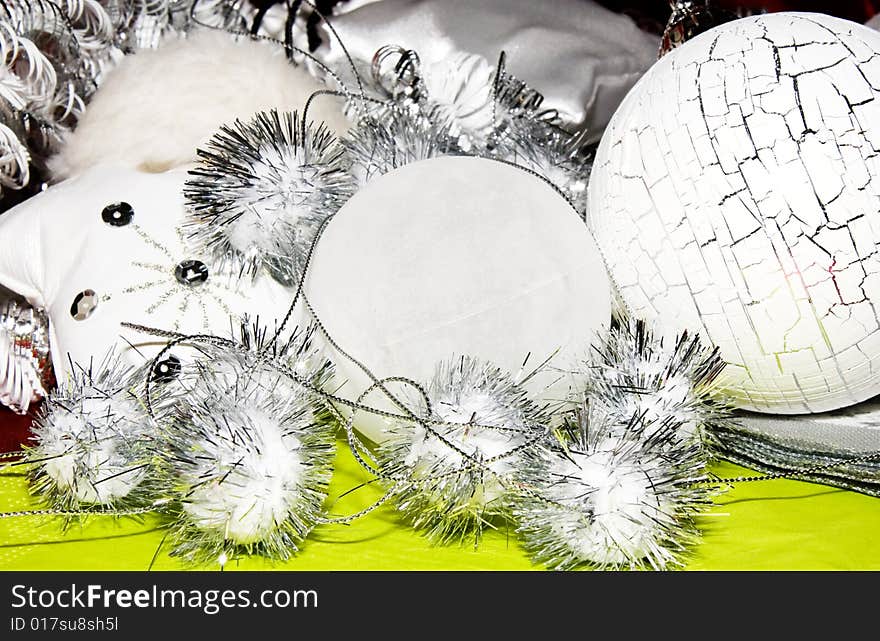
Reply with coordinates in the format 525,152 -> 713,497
159,323 -> 336,562
28,356 -> 154,508
377,356 -> 548,542
513,405 -> 711,570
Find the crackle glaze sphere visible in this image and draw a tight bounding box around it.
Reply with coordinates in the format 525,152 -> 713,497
588,13 -> 880,414
306,156 -> 611,442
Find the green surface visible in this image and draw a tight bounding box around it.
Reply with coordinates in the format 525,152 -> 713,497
1,439 -> 879,571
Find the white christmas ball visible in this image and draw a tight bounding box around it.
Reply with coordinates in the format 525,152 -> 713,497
306,156 -> 611,442
589,13 -> 880,414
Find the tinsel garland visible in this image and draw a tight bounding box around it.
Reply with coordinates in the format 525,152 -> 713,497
342,106 -> 459,184
369,322 -> 726,568
0,298 -> 50,413
583,316 -> 729,449
339,47 -> 596,219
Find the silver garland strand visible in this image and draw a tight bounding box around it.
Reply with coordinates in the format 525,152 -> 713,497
512,403 -> 713,570
375,355 -> 549,543
0,0 -> 90,192
184,109 -> 357,285
25,353 -> 157,514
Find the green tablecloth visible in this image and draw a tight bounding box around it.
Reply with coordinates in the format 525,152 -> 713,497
1,440 -> 879,571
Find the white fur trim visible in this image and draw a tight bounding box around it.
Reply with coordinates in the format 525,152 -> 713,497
49,30 -> 349,180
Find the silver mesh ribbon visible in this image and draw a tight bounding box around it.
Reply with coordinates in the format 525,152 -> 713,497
713,404 -> 880,496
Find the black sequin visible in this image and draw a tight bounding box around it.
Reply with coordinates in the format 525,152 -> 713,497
152,355 -> 181,383
174,260 -> 209,287
101,202 -> 134,226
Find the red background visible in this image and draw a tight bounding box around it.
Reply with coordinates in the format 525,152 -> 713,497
1,408 -> 35,454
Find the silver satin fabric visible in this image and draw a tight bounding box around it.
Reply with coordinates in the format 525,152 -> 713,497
310,0 -> 658,141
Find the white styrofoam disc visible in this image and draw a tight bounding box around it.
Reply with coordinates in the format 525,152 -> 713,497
306,156 -> 611,441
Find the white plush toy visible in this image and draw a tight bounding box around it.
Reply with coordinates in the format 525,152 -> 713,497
306,156 -> 612,442
0,29 -> 353,389
0,165 -> 295,381
589,13 -> 880,414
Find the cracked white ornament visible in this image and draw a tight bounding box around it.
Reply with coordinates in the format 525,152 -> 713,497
589,12 -> 880,414
306,156 -> 611,442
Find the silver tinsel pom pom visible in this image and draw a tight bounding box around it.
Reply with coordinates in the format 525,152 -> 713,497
584,317 -> 730,449
343,109 -> 460,184
513,404 -> 712,570
26,354 -> 156,510
158,322 -> 336,563
1,0 -> 91,192
491,119 -> 593,219
184,109 -> 357,285
377,356 -> 548,542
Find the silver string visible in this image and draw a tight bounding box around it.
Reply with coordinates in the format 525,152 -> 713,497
0,497 -> 170,519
